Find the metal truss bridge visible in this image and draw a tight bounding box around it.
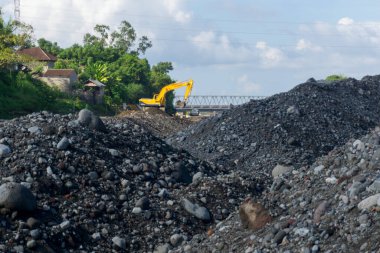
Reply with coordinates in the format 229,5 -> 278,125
174,95 -> 267,111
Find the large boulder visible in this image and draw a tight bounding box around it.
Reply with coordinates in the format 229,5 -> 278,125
0,183 -> 37,211
77,109 -> 107,132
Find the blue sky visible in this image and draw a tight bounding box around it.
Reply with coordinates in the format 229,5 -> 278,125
1,0 -> 380,96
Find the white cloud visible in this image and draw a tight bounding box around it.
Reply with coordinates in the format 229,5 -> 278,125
338,17 -> 354,26
163,0 -> 192,23
191,31 -> 254,64
255,41 -> 284,68
337,17 -> 380,44
296,39 -> 322,52
236,75 -> 261,93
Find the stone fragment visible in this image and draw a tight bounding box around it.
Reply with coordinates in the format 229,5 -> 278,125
181,198 -> 211,221
239,198 -> 272,230
112,236 -> 126,249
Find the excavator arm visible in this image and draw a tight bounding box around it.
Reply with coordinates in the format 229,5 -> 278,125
139,79 -> 193,107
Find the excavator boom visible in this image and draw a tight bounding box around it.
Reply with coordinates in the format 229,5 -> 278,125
139,79 -> 193,107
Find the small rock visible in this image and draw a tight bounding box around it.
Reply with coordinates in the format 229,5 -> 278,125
181,198 -> 211,221
26,239 -> 37,249
358,194 -> 380,210
57,137 -> 70,150
28,126 -> 41,134
154,243 -> 170,253
170,234 -> 184,247
112,236 -> 126,249
239,198 -> 272,230
60,220 -> 70,230
273,230 -> 286,244
0,144 -> 11,156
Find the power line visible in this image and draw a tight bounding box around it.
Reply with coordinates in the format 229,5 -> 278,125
19,3 -> 380,27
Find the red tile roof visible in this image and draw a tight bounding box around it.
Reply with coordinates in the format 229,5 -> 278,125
43,69 -> 76,78
18,47 -> 57,61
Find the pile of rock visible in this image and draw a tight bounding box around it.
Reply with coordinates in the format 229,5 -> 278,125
168,76 -> 380,180
0,110 -> 250,252
175,124 -> 380,253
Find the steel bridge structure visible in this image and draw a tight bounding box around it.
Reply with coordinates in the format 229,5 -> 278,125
174,95 -> 267,111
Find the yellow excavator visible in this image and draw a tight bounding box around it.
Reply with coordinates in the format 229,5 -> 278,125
139,79 -> 193,108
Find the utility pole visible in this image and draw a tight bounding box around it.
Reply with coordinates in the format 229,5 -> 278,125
14,0 -> 20,21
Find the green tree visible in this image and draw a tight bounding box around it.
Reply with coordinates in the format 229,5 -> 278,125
84,62 -> 110,83
0,10 -> 33,68
37,38 -> 62,55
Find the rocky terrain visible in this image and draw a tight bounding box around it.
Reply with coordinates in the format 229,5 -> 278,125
1,75 -> 380,252
0,110 -> 254,252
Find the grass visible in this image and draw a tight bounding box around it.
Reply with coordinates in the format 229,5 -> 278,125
0,70 -> 86,119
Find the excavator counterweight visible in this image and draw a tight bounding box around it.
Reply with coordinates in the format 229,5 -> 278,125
139,79 -> 193,108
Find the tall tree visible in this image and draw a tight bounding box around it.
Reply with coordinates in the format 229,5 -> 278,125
0,9 -> 33,68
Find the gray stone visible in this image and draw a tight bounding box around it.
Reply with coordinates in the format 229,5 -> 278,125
273,230 -> 286,244
135,196 -> 150,210
358,193 -> 380,210
368,178 -> 380,192
30,229 -> 40,239
172,162 -> 191,184
192,172 -> 204,184
28,126 -> 41,134
26,239 -> 37,249
154,243 -> 170,253
78,109 -> 93,126
0,144 -> 11,156
59,220 -> 70,230
132,207 -> 142,214
181,198 -> 211,221
272,165 -> 293,178
170,234 -> 184,247
112,236 -> 126,249
26,217 -> 40,229
88,171 -> 99,181
92,232 -> 101,241
0,183 -> 37,211
109,149 -> 120,156
57,137 -> 70,150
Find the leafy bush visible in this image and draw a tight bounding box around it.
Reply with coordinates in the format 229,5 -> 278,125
325,74 -> 347,82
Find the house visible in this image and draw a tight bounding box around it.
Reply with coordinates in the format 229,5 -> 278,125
40,69 -> 78,93
17,47 -> 57,70
82,79 -> 106,104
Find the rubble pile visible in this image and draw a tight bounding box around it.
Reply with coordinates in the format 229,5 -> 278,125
0,110 -> 261,252
175,126 -> 380,253
168,76 -> 380,179
118,108 -> 196,138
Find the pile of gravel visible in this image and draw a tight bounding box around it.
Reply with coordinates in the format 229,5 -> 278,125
0,110 -> 261,252
174,125 -> 380,253
168,75 -> 380,181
